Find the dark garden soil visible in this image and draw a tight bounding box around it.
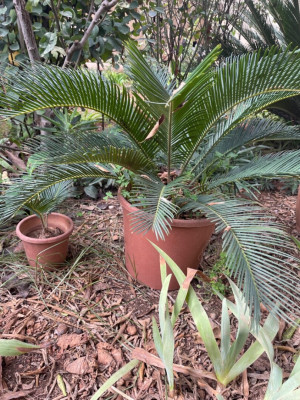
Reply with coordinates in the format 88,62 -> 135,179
0,190 -> 299,400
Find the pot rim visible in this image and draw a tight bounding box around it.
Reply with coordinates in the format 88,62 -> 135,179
16,212 -> 74,244
118,190 -> 215,228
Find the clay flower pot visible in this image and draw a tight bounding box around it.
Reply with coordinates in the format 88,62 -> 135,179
118,193 -> 215,290
297,185 -> 300,233
16,212 -> 73,270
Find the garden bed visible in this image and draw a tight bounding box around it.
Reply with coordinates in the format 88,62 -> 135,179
0,190 -> 299,400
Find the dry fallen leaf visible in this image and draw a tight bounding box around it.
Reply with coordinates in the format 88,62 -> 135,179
111,348 -> 123,366
57,333 -> 88,351
97,342 -> 115,365
2,390 -> 34,400
93,282 -> 111,291
64,357 -> 91,375
97,348 -> 114,365
80,204 -> 96,211
21,381 -> 35,390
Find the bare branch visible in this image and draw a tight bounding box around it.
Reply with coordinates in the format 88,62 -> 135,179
63,0 -> 118,68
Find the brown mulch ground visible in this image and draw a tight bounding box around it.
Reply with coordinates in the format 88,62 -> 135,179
0,191 -> 299,400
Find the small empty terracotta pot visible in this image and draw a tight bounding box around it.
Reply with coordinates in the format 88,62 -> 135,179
16,212 -> 73,270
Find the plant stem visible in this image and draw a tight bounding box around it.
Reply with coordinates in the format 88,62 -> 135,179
167,103 -> 173,183
40,213 -> 48,236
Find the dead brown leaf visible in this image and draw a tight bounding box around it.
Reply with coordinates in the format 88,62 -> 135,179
144,114 -> 165,141
80,204 -> 96,211
21,381 -> 35,390
57,333 -> 88,351
97,348 -> 114,365
2,390 -> 34,400
113,311 -> 133,327
278,319 -> 286,341
64,357 -> 91,375
132,347 -> 217,381
97,342 -> 115,365
182,268 -> 197,289
54,323 -> 68,336
111,348 -> 123,366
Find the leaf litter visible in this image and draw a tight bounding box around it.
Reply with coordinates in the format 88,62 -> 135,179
0,192 -> 299,399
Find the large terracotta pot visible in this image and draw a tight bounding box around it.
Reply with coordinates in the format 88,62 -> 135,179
118,193 -> 215,290
296,185 -> 300,233
16,212 -> 73,270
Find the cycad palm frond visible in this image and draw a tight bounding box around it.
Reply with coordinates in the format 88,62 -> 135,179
267,0 -> 300,48
193,118 -> 300,176
182,196 -> 300,324
126,41 -> 173,104
208,150 -> 300,189
244,0 -> 278,47
0,63 -> 159,159
231,0 -> 300,51
178,47 -> 300,171
25,181 -> 75,217
27,133 -> 157,175
0,165 -> 114,224
129,177 -> 188,240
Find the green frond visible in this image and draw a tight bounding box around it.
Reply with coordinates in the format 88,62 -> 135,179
27,133 -> 157,175
129,177 -> 188,240
0,63 -> 159,159
125,40 -> 173,105
245,0 -> 278,47
178,47 -> 300,171
170,45 -> 221,109
193,118 -> 300,177
267,0 -> 300,48
0,164 -> 114,224
181,196 -> 300,325
208,150 -> 300,189
25,181 -> 75,217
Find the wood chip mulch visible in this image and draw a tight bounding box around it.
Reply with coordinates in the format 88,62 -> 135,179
0,191 -> 299,400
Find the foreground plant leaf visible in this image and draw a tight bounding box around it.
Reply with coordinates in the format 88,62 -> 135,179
151,243 -> 280,387
0,339 -> 41,356
91,359 -> 140,400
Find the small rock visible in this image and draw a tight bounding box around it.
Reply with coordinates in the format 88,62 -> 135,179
127,325 -> 137,335
54,323 -> 68,336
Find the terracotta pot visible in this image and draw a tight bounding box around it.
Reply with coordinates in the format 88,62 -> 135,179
118,193 -> 215,290
16,212 -> 73,270
297,185 -> 300,233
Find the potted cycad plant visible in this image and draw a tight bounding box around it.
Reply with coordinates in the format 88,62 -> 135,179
1,42 -> 300,324
13,182 -> 74,269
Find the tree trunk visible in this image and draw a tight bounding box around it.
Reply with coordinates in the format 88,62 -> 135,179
13,0 -> 52,134
12,0 -> 40,63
